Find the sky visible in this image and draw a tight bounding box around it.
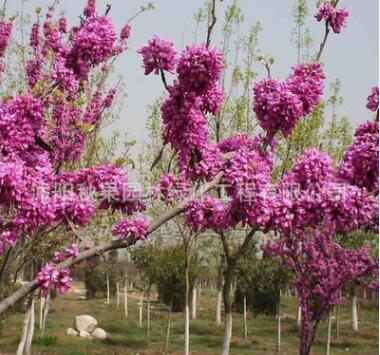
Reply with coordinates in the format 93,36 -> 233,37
6,0 -> 379,157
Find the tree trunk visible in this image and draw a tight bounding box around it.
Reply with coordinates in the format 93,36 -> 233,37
297,305 -> 302,327
116,281 -> 120,309
276,292 -> 281,352
146,291 -> 151,339
351,288 -> 358,331
106,274 -> 110,305
299,320 -> 316,355
216,267 -> 223,325
17,294 -> 34,355
41,291 -> 50,337
39,295 -> 45,330
124,285 -> 128,318
221,260 -> 235,355
335,304 -> 340,340
25,297 -> 35,355
164,301 -> 172,354
243,295 -> 247,339
363,287 -> 367,300
192,286 -> 197,320
184,243 -> 190,355
216,290 -> 222,324
139,295 -> 143,328
325,311 -> 332,355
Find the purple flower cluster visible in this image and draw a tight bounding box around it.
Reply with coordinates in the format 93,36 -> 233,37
0,20 -> 12,58
185,195 -> 226,232
139,36 -> 177,75
177,44 -> 224,94
315,2 -> 349,34
37,263 -> 72,296
253,63 -> 325,138
112,217 -> 149,241
0,94 -> 45,156
152,173 -> 189,203
53,244 -> 80,263
366,86 -> 379,112
267,231 -> 377,354
338,121 -> 379,191
281,148 -> 334,190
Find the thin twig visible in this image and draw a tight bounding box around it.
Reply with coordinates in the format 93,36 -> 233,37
206,0 -> 217,48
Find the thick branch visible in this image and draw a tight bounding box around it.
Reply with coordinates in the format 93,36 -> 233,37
0,171 -> 224,315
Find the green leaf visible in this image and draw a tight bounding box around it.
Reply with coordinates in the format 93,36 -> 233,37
114,157 -> 127,167
79,124 -> 95,134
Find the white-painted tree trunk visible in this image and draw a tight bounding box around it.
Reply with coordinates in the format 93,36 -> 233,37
139,296 -> 143,327
41,291 -> 50,336
106,274 -> 110,305
185,304 -> 190,355
17,295 -> 35,355
216,290 -> 222,325
164,302 -> 172,353
221,311 -> 232,355
297,305 -> 302,327
325,311 -> 332,355
25,298 -> 35,355
124,285 -> 128,318
39,295 -> 45,330
351,293 -> 358,331
116,282 -> 120,309
277,294 -> 281,352
192,287 -> 197,320
243,296 -> 247,339
146,293 -> 151,339
335,305 -> 340,340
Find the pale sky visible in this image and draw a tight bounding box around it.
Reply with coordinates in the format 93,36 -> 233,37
6,0 -> 379,158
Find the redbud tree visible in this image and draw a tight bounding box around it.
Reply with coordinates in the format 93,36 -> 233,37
0,1 -> 378,355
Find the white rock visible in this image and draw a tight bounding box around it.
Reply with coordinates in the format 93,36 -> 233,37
74,315 -> 98,333
67,328 -> 78,336
91,327 -> 107,339
79,330 -> 92,339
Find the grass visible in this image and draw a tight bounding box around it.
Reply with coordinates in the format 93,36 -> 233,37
0,282 -> 378,354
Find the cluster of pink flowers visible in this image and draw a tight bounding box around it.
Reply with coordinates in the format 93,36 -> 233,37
0,94 -> 45,156
53,244 -> 80,263
37,263 -> 72,296
338,121 -> 379,191
177,44 -> 224,94
152,173 -> 189,203
281,148 -> 334,190
366,86 -> 379,112
139,36 -> 177,75
185,195 -> 226,232
272,148 -> 377,235
0,1 -> 140,258
0,20 -> 12,74
112,217 -> 149,241
253,63 -> 325,138
140,37 -> 225,181
315,2 -> 349,34
267,231 -> 377,355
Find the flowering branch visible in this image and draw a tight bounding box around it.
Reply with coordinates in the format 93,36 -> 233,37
0,170 -> 225,315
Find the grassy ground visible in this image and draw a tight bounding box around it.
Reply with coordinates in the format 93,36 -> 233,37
0,282 -> 378,354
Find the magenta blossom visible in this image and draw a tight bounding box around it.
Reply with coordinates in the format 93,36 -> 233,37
138,36 -> 177,75
366,86 -> 379,112
112,217 -> 149,240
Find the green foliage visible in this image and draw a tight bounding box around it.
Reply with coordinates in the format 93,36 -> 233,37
84,251 -> 121,299
132,242 -> 201,312
235,250 -> 291,316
